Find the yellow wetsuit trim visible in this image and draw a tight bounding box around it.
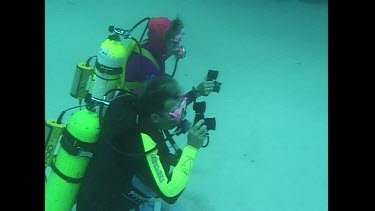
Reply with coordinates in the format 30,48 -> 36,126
133,46 -> 160,70
140,133 -> 198,197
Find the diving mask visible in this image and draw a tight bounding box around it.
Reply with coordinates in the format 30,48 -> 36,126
169,97 -> 187,123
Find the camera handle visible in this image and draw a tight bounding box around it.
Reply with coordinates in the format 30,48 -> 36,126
202,132 -> 210,148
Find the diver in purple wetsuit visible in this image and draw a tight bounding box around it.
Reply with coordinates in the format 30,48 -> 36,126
124,17 -> 215,102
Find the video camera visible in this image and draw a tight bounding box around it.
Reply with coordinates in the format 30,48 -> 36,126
193,101 -> 216,131
175,69 -> 221,135
192,69 -> 222,130
207,70 -> 222,93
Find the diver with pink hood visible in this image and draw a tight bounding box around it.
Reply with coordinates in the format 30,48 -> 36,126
124,17 -> 214,102
125,17 -> 185,87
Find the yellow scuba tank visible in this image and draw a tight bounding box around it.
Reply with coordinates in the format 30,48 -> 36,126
90,34 -> 127,100
45,18 -> 153,210
45,32 -> 127,211
45,109 -> 100,211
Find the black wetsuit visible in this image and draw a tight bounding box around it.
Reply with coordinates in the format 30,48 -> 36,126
76,94 -> 198,211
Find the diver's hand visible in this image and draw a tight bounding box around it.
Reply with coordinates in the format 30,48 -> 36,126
195,81 -> 215,97
187,119 -> 207,149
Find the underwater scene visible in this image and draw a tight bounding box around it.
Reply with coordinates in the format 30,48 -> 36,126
45,0 -> 328,210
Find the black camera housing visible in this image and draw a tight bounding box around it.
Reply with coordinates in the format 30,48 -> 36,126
193,101 -> 216,131
207,70 -> 222,93
207,70 -> 219,81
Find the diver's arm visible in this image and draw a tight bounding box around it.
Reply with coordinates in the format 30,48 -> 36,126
183,81 -> 216,105
140,120 -> 206,203
140,133 -> 199,204
182,89 -> 197,106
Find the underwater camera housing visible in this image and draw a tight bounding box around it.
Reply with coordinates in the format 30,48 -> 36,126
193,101 -> 216,131
207,70 -> 222,93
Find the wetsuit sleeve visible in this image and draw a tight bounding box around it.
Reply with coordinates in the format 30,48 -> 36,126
140,133 -> 198,204
183,89 -> 198,105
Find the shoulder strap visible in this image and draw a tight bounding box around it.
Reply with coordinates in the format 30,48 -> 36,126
120,40 -> 160,91
163,130 -> 182,157
133,46 -> 160,70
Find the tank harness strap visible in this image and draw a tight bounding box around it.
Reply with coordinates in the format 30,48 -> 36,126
163,130 -> 182,157
95,60 -> 123,76
50,162 -> 84,183
60,129 -> 95,158
133,46 -> 160,70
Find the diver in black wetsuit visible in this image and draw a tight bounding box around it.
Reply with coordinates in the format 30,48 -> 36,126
77,76 -> 208,211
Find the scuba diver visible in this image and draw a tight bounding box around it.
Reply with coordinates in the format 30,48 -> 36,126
45,16 -> 222,211
123,16 -> 219,136
123,16 -> 215,98
76,76 -> 208,211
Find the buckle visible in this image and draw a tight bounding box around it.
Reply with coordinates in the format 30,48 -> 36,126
76,147 -> 93,158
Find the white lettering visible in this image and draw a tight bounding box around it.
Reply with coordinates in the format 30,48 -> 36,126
151,154 -> 165,183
